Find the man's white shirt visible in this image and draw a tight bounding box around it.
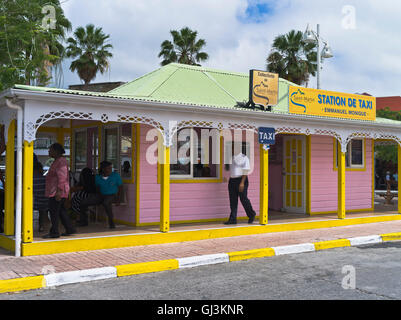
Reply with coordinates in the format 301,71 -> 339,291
230,153 -> 251,178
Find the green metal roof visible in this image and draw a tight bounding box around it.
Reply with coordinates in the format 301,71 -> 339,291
109,63 -> 293,113
10,63 -> 401,126
13,63 -> 295,113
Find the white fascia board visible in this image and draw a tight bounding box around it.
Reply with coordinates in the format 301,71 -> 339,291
9,88 -> 401,134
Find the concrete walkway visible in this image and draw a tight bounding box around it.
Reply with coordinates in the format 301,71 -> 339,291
1,218 -> 401,294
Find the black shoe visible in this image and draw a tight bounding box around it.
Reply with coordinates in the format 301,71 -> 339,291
248,214 -> 256,224
61,229 -> 76,236
61,232 -> 74,236
42,233 -> 60,239
224,220 -> 237,225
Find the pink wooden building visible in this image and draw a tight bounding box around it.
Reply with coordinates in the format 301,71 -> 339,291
1,63 -> 401,256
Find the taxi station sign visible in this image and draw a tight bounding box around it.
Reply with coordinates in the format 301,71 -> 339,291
289,86 -> 376,121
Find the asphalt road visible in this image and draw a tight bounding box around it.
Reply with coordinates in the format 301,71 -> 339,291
2,241 -> 401,301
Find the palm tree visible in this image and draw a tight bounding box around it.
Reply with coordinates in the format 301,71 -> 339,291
266,30 -> 317,86
158,27 -> 208,66
66,24 -> 113,88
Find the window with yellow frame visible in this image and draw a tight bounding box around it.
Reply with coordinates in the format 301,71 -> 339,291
72,122 -> 136,184
103,123 -> 135,183
157,127 -> 223,183
334,138 -> 366,171
171,127 -> 221,180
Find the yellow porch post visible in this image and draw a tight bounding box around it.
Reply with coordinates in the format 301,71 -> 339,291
160,143 -> 170,233
398,144 -> 401,214
22,140 -> 34,243
338,143 -> 346,219
56,128 -> 64,145
259,144 -> 268,225
4,120 -> 16,235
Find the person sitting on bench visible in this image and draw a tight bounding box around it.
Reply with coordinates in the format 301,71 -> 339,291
78,161 -> 123,229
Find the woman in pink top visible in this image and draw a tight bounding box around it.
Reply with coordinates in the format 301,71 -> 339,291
43,143 -> 76,238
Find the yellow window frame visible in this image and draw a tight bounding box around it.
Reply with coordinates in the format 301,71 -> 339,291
333,138 -> 366,172
157,133 -> 224,184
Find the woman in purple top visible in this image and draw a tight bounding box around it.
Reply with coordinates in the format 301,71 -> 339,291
43,143 -> 76,239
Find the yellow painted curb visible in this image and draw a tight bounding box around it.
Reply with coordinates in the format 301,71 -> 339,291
0,276 -> 44,294
17,214 -> 401,256
115,259 -> 179,277
381,232 -> 401,242
314,239 -> 351,251
228,248 -> 275,261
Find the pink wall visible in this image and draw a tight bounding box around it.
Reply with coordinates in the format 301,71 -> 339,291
138,125 -> 260,224
310,135 -> 372,213
112,184 -> 136,223
115,131 -> 373,224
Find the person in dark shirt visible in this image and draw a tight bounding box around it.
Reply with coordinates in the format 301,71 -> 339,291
79,161 -> 122,229
33,159 -> 49,232
70,167 -> 96,223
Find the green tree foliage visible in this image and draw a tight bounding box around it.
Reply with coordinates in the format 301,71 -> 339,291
266,30 -> 317,86
158,27 -> 208,66
65,24 -> 113,87
375,108 -> 401,164
0,0 -> 71,90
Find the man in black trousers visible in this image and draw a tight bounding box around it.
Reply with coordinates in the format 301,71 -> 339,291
224,141 -> 256,225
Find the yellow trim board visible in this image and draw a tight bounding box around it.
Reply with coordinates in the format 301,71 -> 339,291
314,239 -> 351,251
381,232 -> 401,241
228,248 -> 275,261
20,214 -> 401,256
4,119 -> 16,235
0,276 -> 45,294
23,140 -> 34,243
135,123 -> 140,226
306,135 -> 311,215
135,216 -> 254,227
310,208 -> 374,215
116,259 -> 178,277
0,234 -> 15,252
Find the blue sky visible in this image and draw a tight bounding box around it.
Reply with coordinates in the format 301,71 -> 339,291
59,0 -> 401,97
239,0 -> 274,23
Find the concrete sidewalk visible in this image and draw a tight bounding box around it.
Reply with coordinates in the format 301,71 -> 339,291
1,219 -> 401,294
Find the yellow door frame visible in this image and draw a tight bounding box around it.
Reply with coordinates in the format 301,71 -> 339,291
259,144 -> 268,225
283,135 -> 306,213
398,144 -> 401,214
160,142 -> 170,233
4,120 -> 16,235
135,124 -> 140,226
337,142 -> 346,219
22,140 -> 34,242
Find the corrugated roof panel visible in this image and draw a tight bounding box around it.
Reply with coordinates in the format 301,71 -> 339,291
150,66 -> 238,108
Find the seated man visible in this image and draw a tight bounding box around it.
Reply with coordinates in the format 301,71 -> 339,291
79,161 -> 123,229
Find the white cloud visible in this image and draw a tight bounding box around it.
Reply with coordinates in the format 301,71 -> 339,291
59,0 -> 401,97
